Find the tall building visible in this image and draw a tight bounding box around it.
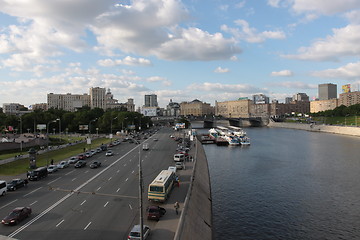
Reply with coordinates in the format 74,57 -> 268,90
144,94 -> 158,107
215,99 -> 252,118
319,83 -> 337,100
90,87 -> 106,109
293,93 -> 309,102
181,99 -> 214,117
253,94 -> 269,104
339,91 -> 360,107
47,93 -> 90,112
310,99 -> 338,113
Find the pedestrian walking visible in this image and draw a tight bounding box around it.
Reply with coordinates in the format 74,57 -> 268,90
174,201 -> 180,215
51,159 -> 54,165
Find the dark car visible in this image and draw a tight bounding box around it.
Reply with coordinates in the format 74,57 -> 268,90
7,179 -> 27,191
89,161 -> 101,169
27,167 -> 48,181
1,207 -> 32,225
74,160 -> 86,168
146,206 -> 166,221
78,154 -> 86,160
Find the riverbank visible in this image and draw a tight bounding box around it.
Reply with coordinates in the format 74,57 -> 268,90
268,121 -> 360,137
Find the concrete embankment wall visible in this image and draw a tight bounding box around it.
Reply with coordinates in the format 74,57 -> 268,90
175,137 -> 213,240
268,121 -> 360,137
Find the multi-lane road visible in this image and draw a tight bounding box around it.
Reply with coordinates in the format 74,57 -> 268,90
0,127 -> 181,240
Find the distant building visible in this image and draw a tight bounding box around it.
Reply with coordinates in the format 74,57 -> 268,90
181,99 -> 214,117
310,99 -> 338,113
31,103 -> 48,111
339,91 -> 360,107
253,94 -> 269,104
215,99 -> 252,118
293,93 -> 309,102
90,87 -> 106,109
2,103 -> 26,115
285,97 -> 292,104
144,94 -> 158,107
250,103 -> 271,118
141,107 -> 159,117
164,99 -> 180,117
47,93 -> 90,112
270,101 -> 310,117
105,89 -> 135,111
319,83 -> 337,100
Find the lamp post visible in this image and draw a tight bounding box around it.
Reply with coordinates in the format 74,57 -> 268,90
46,119 -> 57,166
88,118 -> 97,150
138,143 -> 144,240
110,116 -> 118,143
122,117 -> 128,134
56,118 -> 61,136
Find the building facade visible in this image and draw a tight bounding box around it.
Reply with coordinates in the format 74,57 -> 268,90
144,94 -> 158,107
339,91 -> 360,107
90,87 -> 106,109
319,83 -> 337,100
2,103 -> 26,115
270,101 -> 310,117
293,93 -> 309,102
310,99 -> 338,113
47,93 -> 90,112
215,99 -> 252,118
180,99 -> 214,117
253,94 -> 269,104
164,99 -> 180,117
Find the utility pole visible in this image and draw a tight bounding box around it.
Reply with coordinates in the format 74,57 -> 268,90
139,143 -> 144,240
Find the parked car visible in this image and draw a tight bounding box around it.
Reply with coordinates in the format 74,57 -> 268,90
57,161 -> 69,169
47,165 -> 58,173
105,150 -> 113,156
27,167 -> 48,181
96,148 -> 102,153
90,150 -> 96,156
78,154 -> 86,160
1,207 -> 32,225
168,166 -> 177,173
85,152 -> 92,158
74,160 -> 86,168
128,224 -> 151,239
89,161 -> 101,169
7,179 -> 27,191
175,162 -> 185,170
146,206 -> 166,221
68,156 -> 78,164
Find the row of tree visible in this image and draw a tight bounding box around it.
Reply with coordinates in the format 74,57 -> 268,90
0,107 -> 152,134
311,104 -> 360,117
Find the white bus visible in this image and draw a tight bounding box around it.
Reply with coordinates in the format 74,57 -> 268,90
148,170 -> 176,202
0,180 -> 7,196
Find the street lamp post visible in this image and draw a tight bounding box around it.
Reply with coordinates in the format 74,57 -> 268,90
139,144 -> 144,240
110,117 -> 118,143
122,117 -> 128,134
46,119 -> 57,166
88,118 -> 97,150
56,118 -> 61,136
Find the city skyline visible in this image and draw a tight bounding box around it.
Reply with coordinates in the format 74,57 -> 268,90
1,0 -> 360,108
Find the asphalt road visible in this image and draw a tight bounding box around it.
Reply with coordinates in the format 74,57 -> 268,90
0,127 -> 180,240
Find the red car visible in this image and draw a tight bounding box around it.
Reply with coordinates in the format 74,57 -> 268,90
78,154 -> 86,160
2,207 -> 32,225
146,206 -> 166,221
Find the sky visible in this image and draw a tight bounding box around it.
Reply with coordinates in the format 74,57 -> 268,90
1,0 -> 360,109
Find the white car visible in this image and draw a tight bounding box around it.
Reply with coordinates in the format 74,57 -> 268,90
168,166 -> 177,173
175,162 -> 185,170
128,225 -> 150,240
47,165 -> 58,173
68,157 -> 78,164
57,161 -> 69,169
105,150 -> 113,156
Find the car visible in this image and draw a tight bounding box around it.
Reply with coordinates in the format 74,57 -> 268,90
78,154 -> 86,160
96,148 -> 102,153
90,161 -> 101,169
68,156 -> 78,164
90,150 -> 96,156
142,143 -> 149,151
1,207 -> 32,225
168,166 -> 177,173
146,206 -> 166,221
7,179 -> 27,191
175,162 -> 185,170
105,150 -> 113,156
57,161 -> 69,169
85,152 -> 92,158
47,165 -> 58,173
128,224 -> 151,239
153,138 -> 158,141
74,160 -> 86,168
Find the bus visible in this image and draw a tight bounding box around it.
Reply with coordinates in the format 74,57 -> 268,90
148,170 -> 176,202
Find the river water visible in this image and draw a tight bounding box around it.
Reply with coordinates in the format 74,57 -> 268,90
201,127 -> 360,240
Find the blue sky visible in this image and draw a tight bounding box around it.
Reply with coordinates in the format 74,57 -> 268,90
1,0 -> 360,109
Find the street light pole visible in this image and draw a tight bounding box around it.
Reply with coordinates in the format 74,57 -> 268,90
139,143 -> 144,240
88,118 -> 97,150
56,118 -> 61,136
46,119 -> 57,166
110,116 -> 118,143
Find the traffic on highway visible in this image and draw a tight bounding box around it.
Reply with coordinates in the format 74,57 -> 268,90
0,127 -> 190,240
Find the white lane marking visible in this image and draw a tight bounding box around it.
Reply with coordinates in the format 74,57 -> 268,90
125,178 -> 128,182
84,222 -> 92,230
96,187 -> 101,191
0,199 -> 18,210
30,201 -> 38,206
80,200 -> 86,206
131,170 -> 134,174
116,188 -> 120,193
23,187 -> 42,197
8,143 -> 141,238
71,178 -> 77,182
48,177 -> 61,185
124,163 -> 127,167
104,201 -> 109,207
65,170 -> 75,175
108,177 -> 112,181
85,170 -> 89,173
129,204 -> 133,210
116,170 -> 120,173
56,219 -> 64,227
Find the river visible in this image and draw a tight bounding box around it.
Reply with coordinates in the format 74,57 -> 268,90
201,127 -> 360,240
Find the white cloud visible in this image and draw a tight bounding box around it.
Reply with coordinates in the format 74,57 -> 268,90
146,76 -> 172,86
221,19 -> 286,43
312,61 -> 360,80
283,25 -> 360,61
271,70 -> 293,77
291,0 -> 360,16
268,81 -> 317,89
345,10 -> 360,24
235,1 -> 246,9
187,82 -> 265,93
214,67 -> 230,73
98,56 -> 152,67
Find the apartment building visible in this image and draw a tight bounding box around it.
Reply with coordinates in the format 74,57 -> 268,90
339,91 -> 360,107
215,99 -> 252,118
310,99 -> 338,113
180,99 -> 214,117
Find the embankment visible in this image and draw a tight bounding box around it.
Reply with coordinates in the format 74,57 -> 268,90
174,137 -> 213,240
268,121 -> 360,137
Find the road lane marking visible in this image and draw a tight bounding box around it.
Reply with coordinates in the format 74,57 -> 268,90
85,170 -> 89,173
116,188 -> 120,193
30,201 -> 38,206
96,187 -> 101,191
131,170 -> 134,174
80,200 -> 86,206
23,187 -> 42,197
104,201 -> 109,207
116,170 -> 120,173
56,219 -> 64,227
48,177 -> 61,185
84,222 -> 92,230
108,177 -> 112,181
65,170 -> 75,175
129,204 -> 133,210
125,178 -> 129,182
71,178 -> 77,182
8,143 -> 141,238
0,199 -> 18,210
124,163 -> 127,167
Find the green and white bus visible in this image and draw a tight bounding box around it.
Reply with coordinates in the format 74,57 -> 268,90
148,170 -> 176,202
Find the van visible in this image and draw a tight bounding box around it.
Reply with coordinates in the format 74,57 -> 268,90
173,153 -> 185,162
27,167 -> 48,181
143,143 -> 149,151
0,180 -> 7,196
